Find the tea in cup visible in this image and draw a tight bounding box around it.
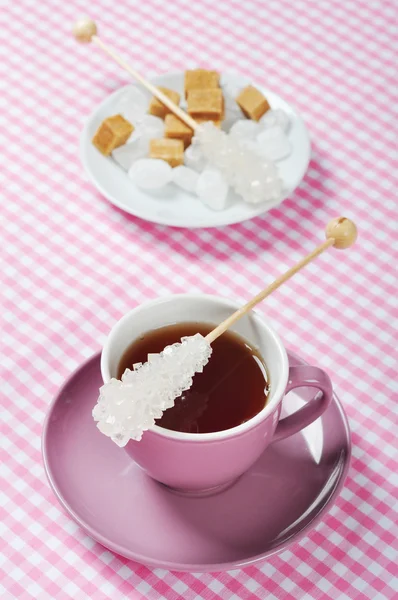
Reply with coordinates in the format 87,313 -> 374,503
101,294 -> 333,494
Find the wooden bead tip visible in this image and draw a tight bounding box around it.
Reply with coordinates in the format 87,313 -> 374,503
325,217 -> 358,249
73,18 -> 97,43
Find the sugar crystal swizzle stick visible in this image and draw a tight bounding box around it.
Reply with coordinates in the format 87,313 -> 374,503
73,18 -> 282,204
92,217 -> 358,446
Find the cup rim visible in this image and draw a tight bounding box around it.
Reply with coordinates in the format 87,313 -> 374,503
101,293 -> 289,442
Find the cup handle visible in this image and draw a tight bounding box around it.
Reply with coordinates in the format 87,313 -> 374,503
272,365 -> 333,443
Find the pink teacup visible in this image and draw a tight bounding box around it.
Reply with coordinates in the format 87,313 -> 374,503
101,294 -> 333,495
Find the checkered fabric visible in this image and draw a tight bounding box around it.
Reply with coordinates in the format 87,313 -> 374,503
1,0 -> 397,598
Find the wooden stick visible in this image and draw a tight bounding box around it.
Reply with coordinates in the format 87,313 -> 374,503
73,19 -> 197,130
206,217 -> 358,344
93,37 -> 198,130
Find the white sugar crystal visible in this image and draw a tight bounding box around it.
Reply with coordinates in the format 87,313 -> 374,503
117,87 -> 149,122
112,134 -> 148,171
240,139 -> 260,154
195,122 -> 283,205
136,114 -> 165,139
172,165 -> 199,193
128,159 -> 172,190
259,109 -> 290,133
256,126 -> 292,161
184,144 -> 206,172
93,334 -> 212,445
196,168 -> 229,211
229,119 -> 260,140
234,160 -> 283,204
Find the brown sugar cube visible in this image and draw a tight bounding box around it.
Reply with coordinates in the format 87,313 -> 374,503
195,117 -> 222,128
236,85 -> 270,121
164,114 -> 194,148
187,88 -> 223,119
220,95 -> 225,120
92,115 -> 134,156
148,87 -> 181,119
184,69 -> 220,98
149,138 -> 184,168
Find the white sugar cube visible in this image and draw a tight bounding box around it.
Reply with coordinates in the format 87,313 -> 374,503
256,126 -> 292,161
117,86 -> 149,122
259,109 -> 290,133
136,114 -> 165,139
220,77 -> 244,99
172,165 -> 199,193
112,134 -> 148,171
196,168 -> 229,211
128,159 -> 172,190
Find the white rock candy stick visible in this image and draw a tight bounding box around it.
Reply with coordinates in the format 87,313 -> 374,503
93,334 -> 212,446
92,217 -> 357,446
195,122 -> 282,204
73,19 -> 282,205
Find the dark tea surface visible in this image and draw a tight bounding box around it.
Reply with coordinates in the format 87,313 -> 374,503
117,322 -> 269,434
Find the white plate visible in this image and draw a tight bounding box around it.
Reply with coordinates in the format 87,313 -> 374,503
80,72 -> 311,228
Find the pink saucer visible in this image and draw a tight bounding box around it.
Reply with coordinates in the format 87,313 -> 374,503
42,351 -> 350,572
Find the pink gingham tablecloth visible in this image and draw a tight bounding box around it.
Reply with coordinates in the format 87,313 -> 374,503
1,0 -> 397,598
